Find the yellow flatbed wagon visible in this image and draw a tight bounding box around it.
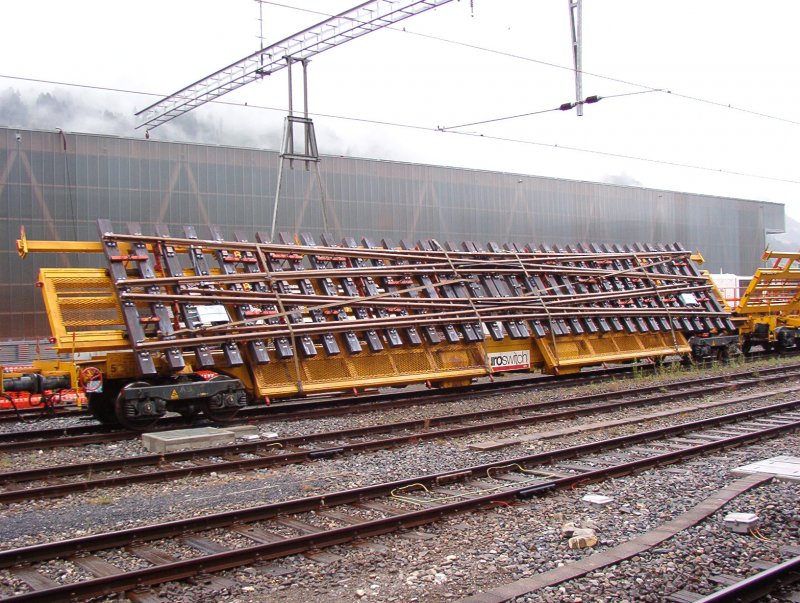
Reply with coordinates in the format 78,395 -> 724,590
3,220 -> 734,429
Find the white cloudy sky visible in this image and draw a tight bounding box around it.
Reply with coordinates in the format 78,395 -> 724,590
2,1 -> 798,219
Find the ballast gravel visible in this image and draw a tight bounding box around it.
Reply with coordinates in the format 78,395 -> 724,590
0,360 -> 798,602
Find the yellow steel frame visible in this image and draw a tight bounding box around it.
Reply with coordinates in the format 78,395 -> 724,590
38,268 -> 129,352
736,251 -> 800,337
532,331 -> 689,375
239,342 -> 488,398
222,330 -> 688,397
17,236 -> 200,258
32,252 -> 694,399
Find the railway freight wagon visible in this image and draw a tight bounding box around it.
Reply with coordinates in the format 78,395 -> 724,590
700,251 -> 800,356
2,220 -> 735,430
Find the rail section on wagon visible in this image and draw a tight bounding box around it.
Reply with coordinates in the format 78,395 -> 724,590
6,220 -> 734,429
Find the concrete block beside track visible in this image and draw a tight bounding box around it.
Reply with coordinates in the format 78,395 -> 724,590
141,427 -> 235,453
226,425 -> 260,438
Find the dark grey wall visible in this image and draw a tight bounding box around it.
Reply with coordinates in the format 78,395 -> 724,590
0,127 -> 784,340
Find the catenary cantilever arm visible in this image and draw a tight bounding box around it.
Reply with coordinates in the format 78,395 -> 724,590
135,0 -> 454,130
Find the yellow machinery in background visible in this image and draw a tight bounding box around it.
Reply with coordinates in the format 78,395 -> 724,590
734,251 -> 800,353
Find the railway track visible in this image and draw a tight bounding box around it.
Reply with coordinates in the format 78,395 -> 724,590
0,363 -> 638,425
2,361 -> 799,453
1,368 -> 799,504
688,554 -> 800,602
0,397 -> 798,602
0,352 -> 793,426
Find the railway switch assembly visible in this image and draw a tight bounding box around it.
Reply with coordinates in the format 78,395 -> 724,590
3,220 -> 747,429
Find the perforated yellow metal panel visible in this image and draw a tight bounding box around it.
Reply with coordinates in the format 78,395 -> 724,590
249,343 -> 487,397
38,269 -> 129,352
534,331 -> 689,374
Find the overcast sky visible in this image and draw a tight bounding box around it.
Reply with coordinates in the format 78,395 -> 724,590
2,0 -> 798,220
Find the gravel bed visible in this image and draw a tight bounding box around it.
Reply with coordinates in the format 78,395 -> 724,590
1,359 -> 794,474
258,359 -> 795,438
200,435 -> 800,603
91,548 -> 152,572
0,360 -> 797,602
0,414 -> 91,435
1,376 -> 797,549
0,570 -> 30,598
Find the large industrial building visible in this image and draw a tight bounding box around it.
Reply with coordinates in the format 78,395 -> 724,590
0,126 -> 785,344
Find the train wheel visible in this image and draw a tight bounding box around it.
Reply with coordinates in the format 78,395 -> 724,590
88,394 -> 118,425
115,382 -> 165,431
177,403 -> 202,423
726,343 -> 742,361
203,376 -> 245,423
88,381 -> 122,425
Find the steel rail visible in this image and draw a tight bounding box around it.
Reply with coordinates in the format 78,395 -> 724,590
97,260 -> 707,293
122,295 -> 729,348
1,405 -> 799,602
0,358 -> 596,425
119,282 -> 713,310
1,361 -> 795,451
0,376 -> 795,504
119,288 -> 719,315
22,235 -> 697,274
0,371 -> 666,453
100,231 -> 691,263
119,297 -> 724,334
130,307 -> 727,351
246,361 -> 791,419
693,555 -> 800,602
2,354 -> 794,427
2,397 -> 798,564
108,259 -> 707,281
0,364 -> 654,449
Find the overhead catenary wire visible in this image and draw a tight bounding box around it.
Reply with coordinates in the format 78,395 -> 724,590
2,72 -> 798,187
3,4 -> 797,134
440,89 -> 662,131
252,1 -> 800,128
439,129 -> 800,186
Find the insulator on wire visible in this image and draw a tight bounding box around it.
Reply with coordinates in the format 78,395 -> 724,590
584,95 -> 601,104
559,102 -> 576,111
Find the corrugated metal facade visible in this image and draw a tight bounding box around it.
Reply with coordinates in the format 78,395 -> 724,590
0,126 -> 785,340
